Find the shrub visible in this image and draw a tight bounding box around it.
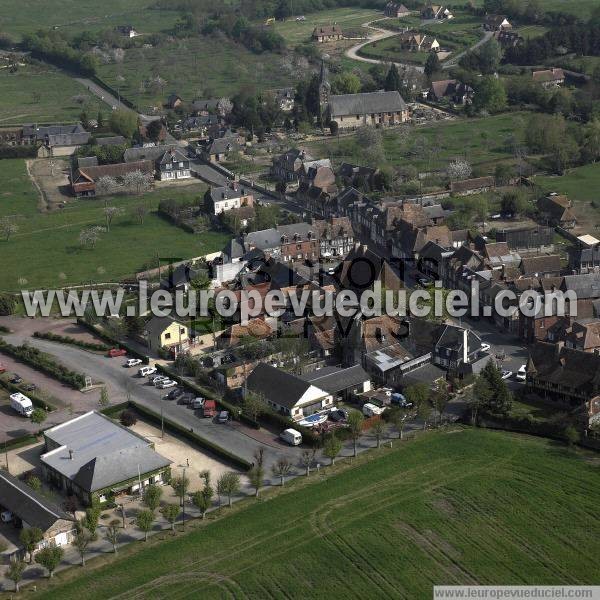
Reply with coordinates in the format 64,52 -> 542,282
33,331 -> 109,352
0,294 -> 16,316
120,409 -> 137,427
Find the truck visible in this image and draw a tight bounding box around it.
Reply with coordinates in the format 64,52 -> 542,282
10,392 -> 34,417
202,399 -> 217,418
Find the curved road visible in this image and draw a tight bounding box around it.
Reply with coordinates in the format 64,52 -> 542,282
344,18 -> 493,73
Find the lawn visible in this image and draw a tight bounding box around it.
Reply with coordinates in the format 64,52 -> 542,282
272,8 -> 381,45
358,36 -> 431,66
34,428 -> 600,598
306,112 -> 528,174
0,64 -> 106,125
0,160 -> 228,291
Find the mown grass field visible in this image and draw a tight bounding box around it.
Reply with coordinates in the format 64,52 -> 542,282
469,0 -> 598,18
358,37 -> 431,65
34,428 -> 600,599
306,112 -> 528,174
0,160 -> 226,291
0,65 -> 105,125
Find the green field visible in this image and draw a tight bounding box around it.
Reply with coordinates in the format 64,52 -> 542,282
469,0 -> 599,18
0,65 -> 106,125
34,428 -> 600,598
306,112 -> 528,174
0,0 -> 155,38
0,160 -> 226,291
272,8 -> 380,44
535,163 -> 600,203
96,36 -> 296,110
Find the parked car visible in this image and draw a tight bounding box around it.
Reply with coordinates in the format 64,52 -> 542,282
125,358 -> 142,368
480,343 -> 491,352
280,428 -> 302,446
501,370 -> 512,380
23,383 -> 37,392
391,393 -> 412,408
417,277 -> 432,288
1,510 -> 13,523
156,379 -> 177,389
202,399 -> 217,418
138,366 -> 157,377
192,397 -> 205,410
10,375 -> 23,385
108,348 -> 127,358
0,363 -> 6,374
363,403 -> 386,417
516,365 -> 526,381
150,376 -> 168,386
217,410 -> 230,423
329,408 -> 348,422
165,388 -> 184,401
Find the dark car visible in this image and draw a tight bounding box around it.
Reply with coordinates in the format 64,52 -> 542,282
329,408 -> 348,422
165,388 -> 184,401
178,394 -> 194,406
217,410 -> 230,424
10,375 -> 23,385
23,383 -> 38,392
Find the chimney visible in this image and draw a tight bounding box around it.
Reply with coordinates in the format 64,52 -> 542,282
69,449 -> 74,460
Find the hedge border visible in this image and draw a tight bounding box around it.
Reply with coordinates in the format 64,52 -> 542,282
76,318 -> 150,364
0,339 -> 85,389
33,331 -> 110,352
130,400 -> 252,471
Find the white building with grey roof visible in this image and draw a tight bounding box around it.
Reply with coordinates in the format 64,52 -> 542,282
40,412 -> 172,506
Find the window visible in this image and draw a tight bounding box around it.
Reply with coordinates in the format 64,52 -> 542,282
165,332 -> 171,340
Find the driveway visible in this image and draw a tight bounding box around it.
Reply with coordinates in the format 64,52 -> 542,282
344,18 -> 491,73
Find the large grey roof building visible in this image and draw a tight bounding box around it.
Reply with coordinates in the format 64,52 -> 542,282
328,91 -> 409,129
41,411 -> 171,505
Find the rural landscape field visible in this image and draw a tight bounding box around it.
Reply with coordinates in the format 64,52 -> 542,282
32,429 -> 600,598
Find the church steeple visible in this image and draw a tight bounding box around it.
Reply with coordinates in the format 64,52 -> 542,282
318,57 -> 330,106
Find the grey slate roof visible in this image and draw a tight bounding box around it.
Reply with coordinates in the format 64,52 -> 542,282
0,470 -> 74,531
41,412 -> 171,493
247,363 -> 324,409
96,136 -> 126,146
245,228 -> 283,251
562,272 -> 600,299
124,145 -> 175,163
300,365 -> 369,394
329,91 -> 407,118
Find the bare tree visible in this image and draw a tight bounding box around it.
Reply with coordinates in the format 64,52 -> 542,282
271,456 -> 292,486
447,159 -> 472,181
123,170 -> 153,195
217,97 -> 233,115
103,206 -> 123,231
0,217 -> 19,241
372,419 -> 386,448
105,519 -> 121,553
300,448 -> 316,476
79,226 -> 105,249
95,175 -> 118,197
248,448 -> 265,497
134,204 -> 148,224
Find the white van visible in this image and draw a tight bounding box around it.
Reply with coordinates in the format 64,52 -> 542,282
363,402 -> 385,417
138,366 -> 157,377
280,428 -> 302,446
10,392 -> 34,417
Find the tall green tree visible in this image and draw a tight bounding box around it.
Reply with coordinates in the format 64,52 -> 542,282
20,527 -> 43,563
136,509 -> 155,541
384,64 -> 401,91
6,559 -> 26,592
323,433 -> 343,465
35,546 -> 64,578
424,52 -> 441,79
143,484 -> 163,513
347,411 -> 365,457
161,504 -> 180,533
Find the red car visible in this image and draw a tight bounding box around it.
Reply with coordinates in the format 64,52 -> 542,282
108,348 -> 127,358
0,363 -> 5,374
202,399 -> 217,418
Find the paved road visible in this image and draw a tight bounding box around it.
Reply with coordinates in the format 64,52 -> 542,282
441,31 -> 493,70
